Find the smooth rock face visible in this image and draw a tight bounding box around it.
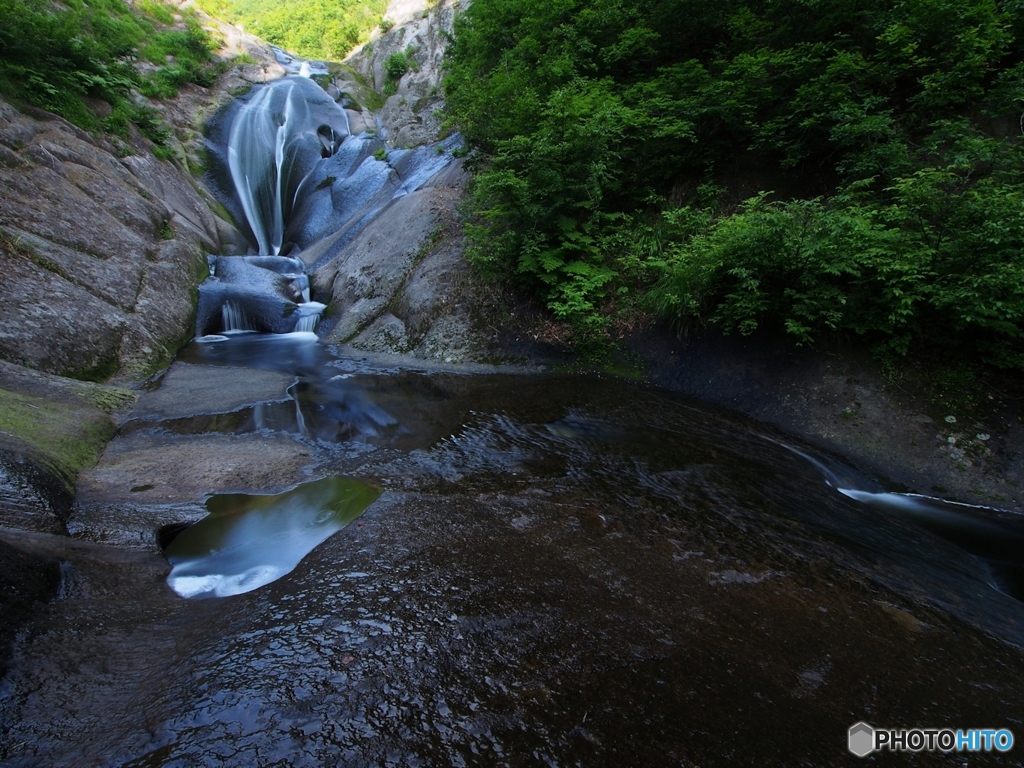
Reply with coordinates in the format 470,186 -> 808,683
313,189 -> 441,342
68,359 -> 314,546
0,96 -> 239,379
632,330 -> 1024,509
125,362 -> 296,423
312,179 -> 483,362
0,360 -> 128,533
0,451 -> 73,536
72,430 -> 316,545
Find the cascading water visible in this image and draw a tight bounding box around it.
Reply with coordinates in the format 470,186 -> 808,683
198,71 -> 461,339
225,77 -> 341,257
199,75 -> 353,337
195,68 -> 1024,612
7,52 -> 1024,766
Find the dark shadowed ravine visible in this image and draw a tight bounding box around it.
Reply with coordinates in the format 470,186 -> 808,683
1,75 -> 1023,766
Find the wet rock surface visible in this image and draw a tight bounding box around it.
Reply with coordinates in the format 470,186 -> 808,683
629,328 -> 1024,510
2,7 -> 1024,765
126,362 -> 296,422
0,537 -> 58,682
0,360 -> 133,533
3,338 -> 1024,765
72,429 -> 317,547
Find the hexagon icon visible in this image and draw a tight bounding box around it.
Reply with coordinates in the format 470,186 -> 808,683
848,722 -> 875,757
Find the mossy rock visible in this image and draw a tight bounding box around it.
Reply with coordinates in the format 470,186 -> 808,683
0,388 -> 116,492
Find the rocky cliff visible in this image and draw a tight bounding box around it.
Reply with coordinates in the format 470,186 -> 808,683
240,0 -> 492,364
348,0 -> 462,149
0,4 -> 299,665
0,21 -> 293,532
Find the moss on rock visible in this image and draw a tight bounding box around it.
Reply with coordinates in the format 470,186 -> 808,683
0,388 -> 116,492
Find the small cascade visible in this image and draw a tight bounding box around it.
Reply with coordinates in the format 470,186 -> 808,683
196,256 -> 325,336
284,272 -> 311,303
221,300 -> 254,333
294,302 -> 325,333
253,401 -> 267,431
288,382 -> 310,439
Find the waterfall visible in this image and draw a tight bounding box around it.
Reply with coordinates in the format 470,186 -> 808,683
225,78 -> 334,256
294,302 -> 325,334
199,67 -> 460,340
221,300 -> 254,332
287,382 -> 310,438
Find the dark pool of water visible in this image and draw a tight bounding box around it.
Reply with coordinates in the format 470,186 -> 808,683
2,333 -> 1023,766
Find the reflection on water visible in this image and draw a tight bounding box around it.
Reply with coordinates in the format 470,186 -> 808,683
840,488 -> 1024,601
6,334 -> 1024,766
168,334 -> 1024,626
164,477 -> 381,598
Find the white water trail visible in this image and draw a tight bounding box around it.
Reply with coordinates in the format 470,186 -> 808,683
294,302 -> 325,333
254,402 -> 267,431
270,94 -> 290,257
226,79 -> 322,257
221,301 -> 253,332
288,382 -> 310,438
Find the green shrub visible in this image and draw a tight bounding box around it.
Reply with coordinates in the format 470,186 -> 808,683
384,51 -> 410,81
445,0 -> 1024,368
644,166 -> 1024,370
0,0 -> 219,144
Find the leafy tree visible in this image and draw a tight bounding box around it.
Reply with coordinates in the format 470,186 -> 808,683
194,0 -> 388,61
445,0 -> 1024,369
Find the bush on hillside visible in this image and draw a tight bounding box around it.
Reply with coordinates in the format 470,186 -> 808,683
444,0 -> 1024,369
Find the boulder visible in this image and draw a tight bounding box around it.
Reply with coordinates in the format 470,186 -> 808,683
313,188 -> 444,343
0,360 -> 134,533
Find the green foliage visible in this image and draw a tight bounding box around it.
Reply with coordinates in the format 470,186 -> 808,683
138,0 -> 175,26
194,0 -> 388,61
0,0 -> 220,146
385,51 -> 411,80
383,47 -> 420,95
445,0 -> 1024,368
